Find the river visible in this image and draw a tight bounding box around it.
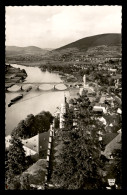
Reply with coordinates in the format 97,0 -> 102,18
5,64 -> 69,136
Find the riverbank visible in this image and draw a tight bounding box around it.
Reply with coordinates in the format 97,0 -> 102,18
39,68 -> 82,83
6,61 -> 45,67
6,59 -> 83,81
5,64 -> 27,89
5,64 -> 69,136
6,59 -> 83,83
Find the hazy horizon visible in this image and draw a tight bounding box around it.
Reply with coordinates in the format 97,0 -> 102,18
6,32 -> 121,49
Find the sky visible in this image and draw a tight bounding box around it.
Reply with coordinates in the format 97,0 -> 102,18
5,6 -> 122,49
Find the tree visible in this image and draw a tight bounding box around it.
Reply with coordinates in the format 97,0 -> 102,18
20,173 -> 31,190
51,95 -> 105,189
24,114 -> 35,137
82,89 -> 88,96
5,175 -> 21,190
107,149 -> 122,188
6,135 -> 26,189
22,69 -> 27,74
5,150 -> 9,184
11,111 -> 53,139
34,111 -> 53,133
108,78 -> 114,86
52,125 -> 104,189
11,120 -> 26,138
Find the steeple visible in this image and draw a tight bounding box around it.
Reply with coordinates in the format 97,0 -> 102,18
83,75 -> 86,88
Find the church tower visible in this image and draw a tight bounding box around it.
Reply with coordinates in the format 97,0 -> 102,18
83,74 -> 89,89
83,75 -> 86,87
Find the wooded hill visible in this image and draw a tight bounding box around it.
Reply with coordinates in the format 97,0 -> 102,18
6,46 -> 50,56
5,34 -> 121,66
55,33 -> 121,51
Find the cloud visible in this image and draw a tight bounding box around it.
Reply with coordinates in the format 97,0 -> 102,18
5,6 -> 122,48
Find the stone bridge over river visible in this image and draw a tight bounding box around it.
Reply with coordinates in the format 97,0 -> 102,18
6,81 -> 83,92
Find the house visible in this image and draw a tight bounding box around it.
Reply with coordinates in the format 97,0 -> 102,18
97,116 -> 107,126
22,159 -> 47,187
105,125 -> 113,133
79,88 -> 84,96
108,68 -> 117,75
117,129 -> 121,134
93,105 -> 107,114
5,130 -> 50,159
105,96 -> 113,103
109,123 -> 113,127
87,92 -> 96,96
54,109 -> 60,117
101,133 -> 121,159
73,119 -> 78,127
23,145 -> 37,156
5,135 -> 12,149
93,106 -> 103,115
22,131 -> 50,159
117,108 -> 122,114
60,96 -> 69,129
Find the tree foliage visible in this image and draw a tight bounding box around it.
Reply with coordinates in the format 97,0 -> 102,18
107,149 -> 122,188
20,173 -> 31,190
54,117 -> 60,129
51,95 -> 105,189
11,111 -> 53,139
6,136 -> 26,189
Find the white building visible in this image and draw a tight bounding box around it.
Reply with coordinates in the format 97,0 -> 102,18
97,116 -> 107,126
49,137 -> 52,143
79,88 -> 84,96
93,106 -> 107,114
83,75 -> 88,88
5,135 -> 12,149
117,108 -> 122,114
83,75 -> 86,87
83,75 -> 93,91
23,145 -> 37,156
59,96 -> 66,129
48,142 -> 51,149
6,130 -> 51,158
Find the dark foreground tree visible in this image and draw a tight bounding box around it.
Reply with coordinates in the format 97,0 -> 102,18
20,172 -> 31,190
6,136 -> 26,189
52,126 -> 104,189
34,111 -> 53,133
11,120 -> 26,138
51,95 -> 105,189
11,111 -> 53,139
107,149 -> 122,188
